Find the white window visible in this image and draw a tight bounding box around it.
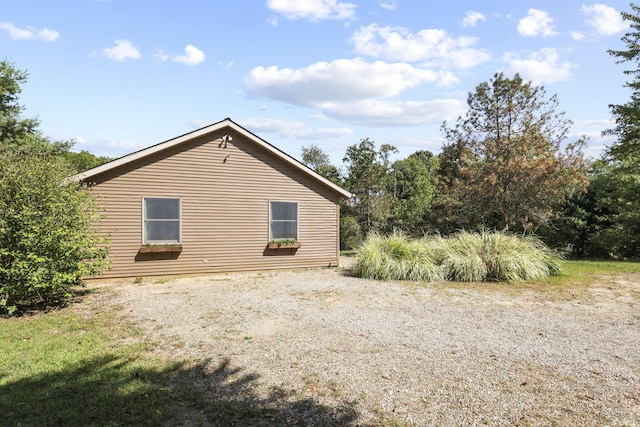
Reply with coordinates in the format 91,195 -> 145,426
143,198 -> 181,244
269,201 -> 298,241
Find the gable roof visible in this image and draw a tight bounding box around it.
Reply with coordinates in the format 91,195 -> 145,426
72,117 -> 352,198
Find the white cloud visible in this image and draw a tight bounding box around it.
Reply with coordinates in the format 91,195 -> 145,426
0,22 -> 59,41
572,31 -> 586,41
518,9 -> 558,37
238,117 -> 304,133
266,0 -> 356,21
172,45 -> 206,66
153,49 -> 170,62
292,127 -> 354,139
319,99 -> 466,126
462,11 -> 486,28
154,45 -> 206,66
188,119 -> 211,128
571,119 -> 616,159
351,24 -> 490,68
219,60 -> 235,69
238,117 -> 353,139
244,57 -> 466,127
71,136 -> 146,157
378,0 -> 397,11
581,4 -> 628,36
102,39 -> 142,61
245,58 -> 448,107
504,48 -> 575,84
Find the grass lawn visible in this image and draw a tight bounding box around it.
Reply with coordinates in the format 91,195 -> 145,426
0,297 -> 358,426
423,260 -> 640,303
1,260 -> 638,426
0,304 -> 183,426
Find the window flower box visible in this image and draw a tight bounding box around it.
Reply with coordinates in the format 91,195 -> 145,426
268,240 -> 301,249
139,244 -> 183,253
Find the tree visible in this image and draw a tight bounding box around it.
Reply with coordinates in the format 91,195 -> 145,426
0,60 -> 39,149
300,144 -> 342,185
578,3 -> 640,259
581,161 -> 640,258
387,150 -> 439,235
604,2 -> 640,161
0,60 -> 110,314
60,147 -> 113,173
343,138 -> 397,236
0,150 -> 110,314
441,73 -> 587,232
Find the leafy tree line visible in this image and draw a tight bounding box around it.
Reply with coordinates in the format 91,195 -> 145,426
303,72 -> 592,255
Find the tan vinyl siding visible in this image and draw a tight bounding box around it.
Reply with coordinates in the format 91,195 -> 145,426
90,129 -> 342,278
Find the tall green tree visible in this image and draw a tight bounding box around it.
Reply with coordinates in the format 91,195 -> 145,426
387,150 -> 439,235
544,160 -> 640,259
0,60 -> 110,314
300,144 -> 342,185
441,73 -> 587,232
0,60 -> 39,149
343,138 -> 397,236
604,2 -> 640,161
576,4 -> 640,258
60,147 -> 113,173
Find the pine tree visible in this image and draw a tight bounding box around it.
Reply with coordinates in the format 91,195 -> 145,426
441,73 -> 587,232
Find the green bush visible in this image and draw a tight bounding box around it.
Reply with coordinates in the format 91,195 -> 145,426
0,151 -> 110,314
352,231 -> 561,283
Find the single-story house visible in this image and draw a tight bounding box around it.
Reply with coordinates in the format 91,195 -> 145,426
74,118 -> 351,278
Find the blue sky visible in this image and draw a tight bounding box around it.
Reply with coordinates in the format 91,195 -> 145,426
1,0 -> 634,165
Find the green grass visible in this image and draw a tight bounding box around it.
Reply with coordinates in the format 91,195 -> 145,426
426,259 -> 640,303
0,305 -> 176,426
555,259 -> 640,275
0,293 -> 359,427
544,260 -> 640,288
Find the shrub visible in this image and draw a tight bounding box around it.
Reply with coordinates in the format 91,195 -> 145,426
0,151 -> 110,315
352,231 -> 561,283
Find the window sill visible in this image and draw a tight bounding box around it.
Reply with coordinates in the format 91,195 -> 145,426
268,242 -> 301,249
139,245 -> 183,253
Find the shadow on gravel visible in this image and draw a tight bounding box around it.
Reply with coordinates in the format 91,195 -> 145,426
1,356 -> 360,426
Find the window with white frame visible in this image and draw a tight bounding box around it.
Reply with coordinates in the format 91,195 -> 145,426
143,197 -> 181,244
269,201 -> 298,241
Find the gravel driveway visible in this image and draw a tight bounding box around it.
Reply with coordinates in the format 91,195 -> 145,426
93,260 -> 640,426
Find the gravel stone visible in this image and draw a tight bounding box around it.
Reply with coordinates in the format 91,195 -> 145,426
89,260 -> 640,426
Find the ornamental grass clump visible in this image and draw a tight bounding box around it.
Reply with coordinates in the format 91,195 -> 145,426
352,231 -> 561,283
352,231 -> 443,282
442,231 -> 561,282
439,231 -> 488,282
488,233 -> 561,282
